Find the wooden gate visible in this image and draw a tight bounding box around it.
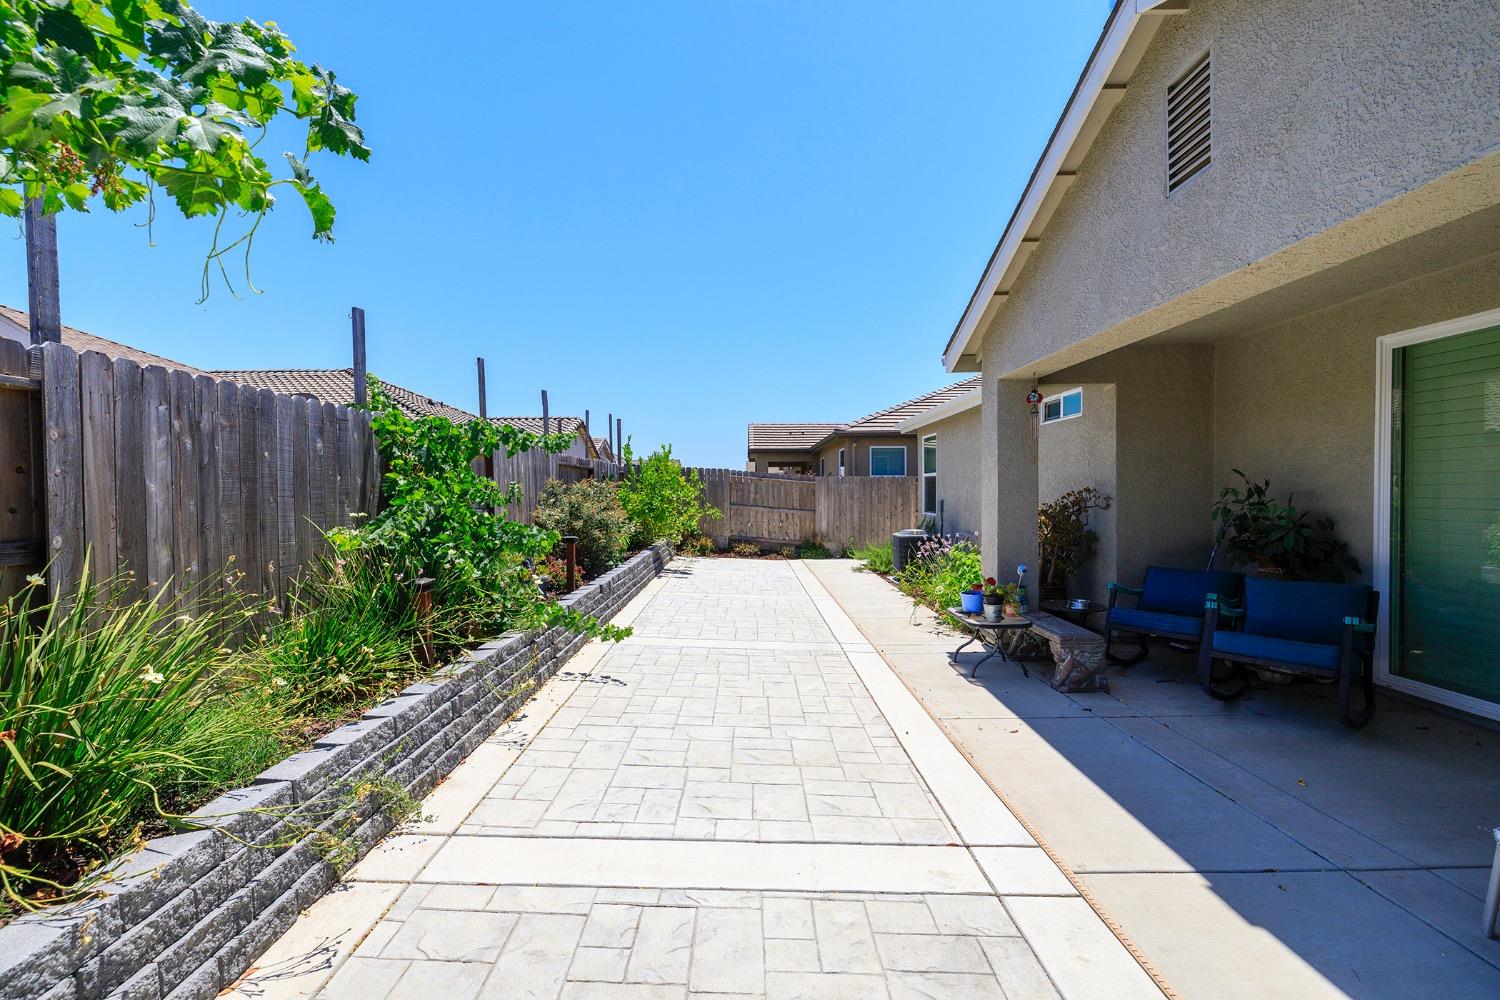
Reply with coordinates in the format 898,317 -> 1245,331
0,340 -> 43,601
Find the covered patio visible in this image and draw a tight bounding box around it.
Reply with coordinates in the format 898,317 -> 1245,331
809,559 -> 1500,999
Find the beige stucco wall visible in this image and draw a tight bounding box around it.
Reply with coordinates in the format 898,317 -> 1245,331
1213,252 -> 1500,583
1040,344 -> 1216,601
920,408 -> 982,538
976,0 -> 1500,378
814,435 -> 914,479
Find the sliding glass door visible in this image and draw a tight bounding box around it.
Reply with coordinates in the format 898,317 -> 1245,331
1387,320 -> 1500,712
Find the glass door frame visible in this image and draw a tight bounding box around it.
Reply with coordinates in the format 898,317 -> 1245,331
1373,305 -> 1500,722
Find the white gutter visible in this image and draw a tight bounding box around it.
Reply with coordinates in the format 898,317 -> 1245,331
895,388 -> 981,434
942,0 -> 1188,372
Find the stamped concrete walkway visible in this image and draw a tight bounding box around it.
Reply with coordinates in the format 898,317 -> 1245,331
229,557 -> 1162,1000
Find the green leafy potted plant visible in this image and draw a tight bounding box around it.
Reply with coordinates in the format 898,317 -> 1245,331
1210,470 -> 1360,582
982,578 -> 1020,620
1037,487 -> 1113,602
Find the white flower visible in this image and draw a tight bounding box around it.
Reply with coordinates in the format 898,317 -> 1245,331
140,667 -> 165,685
175,614 -> 193,624
25,573 -> 44,588
271,677 -> 289,688
336,673 -> 352,685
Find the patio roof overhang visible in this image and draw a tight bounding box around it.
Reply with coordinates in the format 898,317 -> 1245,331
942,0 -> 1190,373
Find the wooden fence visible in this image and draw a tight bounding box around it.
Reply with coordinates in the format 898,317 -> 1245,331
30,342 -> 382,609
1,341 -> 621,604
688,467 -> 920,550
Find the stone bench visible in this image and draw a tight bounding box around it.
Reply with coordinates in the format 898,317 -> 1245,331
1022,610 -> 1108,693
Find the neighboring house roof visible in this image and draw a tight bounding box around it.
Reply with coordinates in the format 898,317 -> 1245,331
747,378 -> 982,454
896,385 -> 982,434
490,415 -> 587,436
0,304 -> 207,375
593,437 -> 614,461
213,368 -> 478,423
747,423 -> 846,452
840,377 -> 982,436
943,1 -> 1188,370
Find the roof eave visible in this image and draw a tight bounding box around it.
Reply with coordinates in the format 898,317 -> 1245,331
942,0 -> 1190,373
895,388 -> 982,434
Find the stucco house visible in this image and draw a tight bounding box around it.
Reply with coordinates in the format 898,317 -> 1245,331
944,0 -> 1500,719
747,378 -> 979,478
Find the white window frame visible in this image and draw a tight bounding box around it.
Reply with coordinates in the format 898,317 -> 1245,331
1041,386 -> 1084,425
1372,305 -> 1500,722
921,434 -> 937,515
868,445 -> 907,477
818,457 -> 825,477
837,448 -> 846,477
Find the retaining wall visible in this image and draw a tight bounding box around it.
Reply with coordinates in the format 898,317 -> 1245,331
0,543 -> 672,1000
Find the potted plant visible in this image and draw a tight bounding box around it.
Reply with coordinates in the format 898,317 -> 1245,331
1037,488 -> 1113,602
1210,470 -> 1360,582
960,583 -> 984,615
983,578 -> 1021,619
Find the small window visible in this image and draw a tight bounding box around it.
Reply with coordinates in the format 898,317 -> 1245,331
921,435 -> 937,514
869,446 -> 907,477
818,457 -> 826,476
1041,387 -> 1083,425
837,448 -> 846,477
1167,54 -> 1211,192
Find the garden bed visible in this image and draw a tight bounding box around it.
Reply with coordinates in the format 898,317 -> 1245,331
0,543 -> 672,1000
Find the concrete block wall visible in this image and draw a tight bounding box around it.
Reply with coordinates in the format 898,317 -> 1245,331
0,543 -> 672,1000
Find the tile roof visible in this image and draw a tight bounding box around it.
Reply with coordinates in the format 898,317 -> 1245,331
212,368 -> 477,423
843,377 -> 982,434
746,378 -> 981,453
489,415 -> 589,436
747,423 -> 847,452
0,305 -> 207,375
593,437 -> 615,461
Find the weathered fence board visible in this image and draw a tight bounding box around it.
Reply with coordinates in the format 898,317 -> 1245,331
35,343 -> 381,608
816,475 -> 921,549
0,340 -> 43,601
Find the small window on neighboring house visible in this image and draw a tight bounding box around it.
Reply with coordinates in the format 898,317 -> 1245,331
818,457 -> 826,476
1167,53 -> 1211,192
869,446 -> 907,477
921,435 -> 937,514
1041,388 -> 1083,425
838,448 -> 846,477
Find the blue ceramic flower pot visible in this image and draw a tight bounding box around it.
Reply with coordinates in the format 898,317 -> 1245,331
960,590 -> 984,614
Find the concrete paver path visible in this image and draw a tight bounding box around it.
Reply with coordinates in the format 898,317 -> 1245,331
231,558 -> 1162,1000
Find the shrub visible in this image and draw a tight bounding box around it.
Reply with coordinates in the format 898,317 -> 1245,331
254,554 -> 421,717
332,381 -> 628,644
618,443 -> 721,547
680,535 -> 717,556
0,574 -> 282,906
792,541 -> 831,559
897,535 -> 983,612
731,542 -> 762,558
533,478 -> 631,579
850,541 -> 894,574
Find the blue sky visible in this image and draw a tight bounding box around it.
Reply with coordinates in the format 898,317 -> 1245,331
1,1 -> 1107,467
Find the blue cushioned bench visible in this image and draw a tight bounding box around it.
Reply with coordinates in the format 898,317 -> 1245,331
1104,566 -> 1243,666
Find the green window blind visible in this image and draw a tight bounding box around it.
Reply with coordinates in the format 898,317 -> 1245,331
1391,324 -> 1500,704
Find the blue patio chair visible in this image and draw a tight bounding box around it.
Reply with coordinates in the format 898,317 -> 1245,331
1104,567 -> 1244,665
1198,577 -> 1379,728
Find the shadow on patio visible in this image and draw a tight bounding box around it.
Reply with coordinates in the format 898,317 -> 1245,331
806,559 -> 1500,1000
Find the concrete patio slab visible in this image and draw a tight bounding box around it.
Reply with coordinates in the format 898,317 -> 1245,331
805,558 -> 1500,999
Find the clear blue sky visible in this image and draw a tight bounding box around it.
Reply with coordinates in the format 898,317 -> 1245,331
1,1 -> 1108,467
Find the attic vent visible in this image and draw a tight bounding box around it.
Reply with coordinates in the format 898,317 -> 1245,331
1166,54 -> 1211,191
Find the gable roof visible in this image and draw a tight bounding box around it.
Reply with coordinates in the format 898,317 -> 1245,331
747,423 -> 846,452
0,305 -> 207,375
841,377 -> 982,435
746,378 -> 982,453
212,368 -> 478,423
943,1 -> 1188,371
490,415 -> 588,436
593,437 -> 614,461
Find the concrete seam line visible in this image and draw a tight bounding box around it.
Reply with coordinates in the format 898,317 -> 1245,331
798,561 -> 1183,1000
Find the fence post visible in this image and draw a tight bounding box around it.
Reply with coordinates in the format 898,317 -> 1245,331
541,389 -> 550,436
351,306 -> 367,406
